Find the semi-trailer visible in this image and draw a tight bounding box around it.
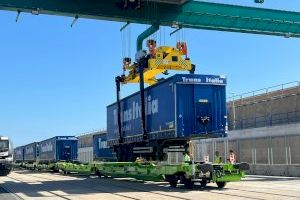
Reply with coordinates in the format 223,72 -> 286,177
107,74 -> 227,161
93,132 -> 116,162
24,142 -> 38,164
14,146 -> 24,164
39,136 -> 78,164
14,136 -> 78,166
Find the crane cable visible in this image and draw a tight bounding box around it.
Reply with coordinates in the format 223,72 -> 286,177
121,22 -> 132,75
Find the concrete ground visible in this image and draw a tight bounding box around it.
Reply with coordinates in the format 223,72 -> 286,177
0,170 -> 300,200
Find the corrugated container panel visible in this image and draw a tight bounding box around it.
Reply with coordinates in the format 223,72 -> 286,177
93,133 -> 116,161
39,136 -> 78,163
24,142 -> 38,162
78,134 -> 94,148
78,147 -> 93,163
14,146 -> 24,162
167,152 -> 182,164
107,74 -> 227,146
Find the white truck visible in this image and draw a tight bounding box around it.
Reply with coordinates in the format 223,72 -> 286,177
0,136 -> 13,176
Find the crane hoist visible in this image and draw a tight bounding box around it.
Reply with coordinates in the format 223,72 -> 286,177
120,40 -> 194,85
115,40 -> 195,157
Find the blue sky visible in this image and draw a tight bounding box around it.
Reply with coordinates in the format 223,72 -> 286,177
1,0 -> 299,147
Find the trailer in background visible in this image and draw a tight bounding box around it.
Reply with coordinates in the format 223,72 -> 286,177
39,136 -> 78,164
14,146 -> 24,163
93,132 -> 116,162
24,142 -> 38,164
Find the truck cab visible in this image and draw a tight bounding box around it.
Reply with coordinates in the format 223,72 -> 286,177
0,136 -> 13,176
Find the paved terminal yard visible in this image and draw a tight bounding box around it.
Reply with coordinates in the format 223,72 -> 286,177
0,171 -> 300,200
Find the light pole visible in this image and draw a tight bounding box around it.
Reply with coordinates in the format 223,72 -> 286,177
230,92 -> 236,130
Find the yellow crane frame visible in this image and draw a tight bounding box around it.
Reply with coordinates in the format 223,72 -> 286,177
122,44 -> 193,85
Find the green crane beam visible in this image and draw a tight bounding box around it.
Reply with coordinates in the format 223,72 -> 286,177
137,25 -> 159,51
0,0 -> 300,38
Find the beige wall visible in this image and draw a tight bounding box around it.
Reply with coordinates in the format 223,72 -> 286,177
168,123 -> 300,176
227,86 -> 300,130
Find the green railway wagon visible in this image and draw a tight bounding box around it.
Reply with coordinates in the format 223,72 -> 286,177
92,161 -> 249,189
20,161 -> 249,189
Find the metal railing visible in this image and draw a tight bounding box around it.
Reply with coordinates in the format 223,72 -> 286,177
229,110 -> 300,130
77,129 -> 106,137
227,81 -> 300,103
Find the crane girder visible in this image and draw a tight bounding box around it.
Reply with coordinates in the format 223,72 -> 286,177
0,0 -> 300,38
146,0 -> 188,4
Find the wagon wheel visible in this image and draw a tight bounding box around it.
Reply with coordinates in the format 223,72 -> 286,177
184,178 -> 194,189
216,182 -> 226,188
96,170 -> 103,178
165,175 -> 178,188
169,176 -> 178,188
200,179 -> 207,188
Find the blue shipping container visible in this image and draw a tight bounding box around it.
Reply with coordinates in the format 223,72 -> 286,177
107,74 -> 227,146
93,133 -> 116,161
14,146 -> 24,162
24,142 -> 38,162
39,136 -> 78,163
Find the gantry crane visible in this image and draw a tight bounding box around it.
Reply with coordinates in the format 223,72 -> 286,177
1,0 -> 300,153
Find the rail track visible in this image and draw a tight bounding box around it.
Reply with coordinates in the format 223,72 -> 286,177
0,171 -> 299,200
6,171 -> 190,200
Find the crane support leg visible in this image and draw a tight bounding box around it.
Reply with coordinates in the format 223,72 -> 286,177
138,64 -> 147,141
136,25 -> 159,142
115,76 -> 123,144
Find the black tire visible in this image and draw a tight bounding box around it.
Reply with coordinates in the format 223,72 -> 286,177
216,182 -> 226,188
184,179 -> 194,189
169,179 -> 178,188
165,175 -> 178,188
200,179 -> 207,188
179,175 -> 185,184
169,178 -> 178,188
51,167 -> 59,173
96,171 -> 102,178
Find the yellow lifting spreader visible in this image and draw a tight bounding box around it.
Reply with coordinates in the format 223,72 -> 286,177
121,40 -> 194,85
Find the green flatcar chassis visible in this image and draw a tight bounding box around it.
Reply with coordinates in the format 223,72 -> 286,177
93,162 -> 249,189
16,161 -> 249,189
